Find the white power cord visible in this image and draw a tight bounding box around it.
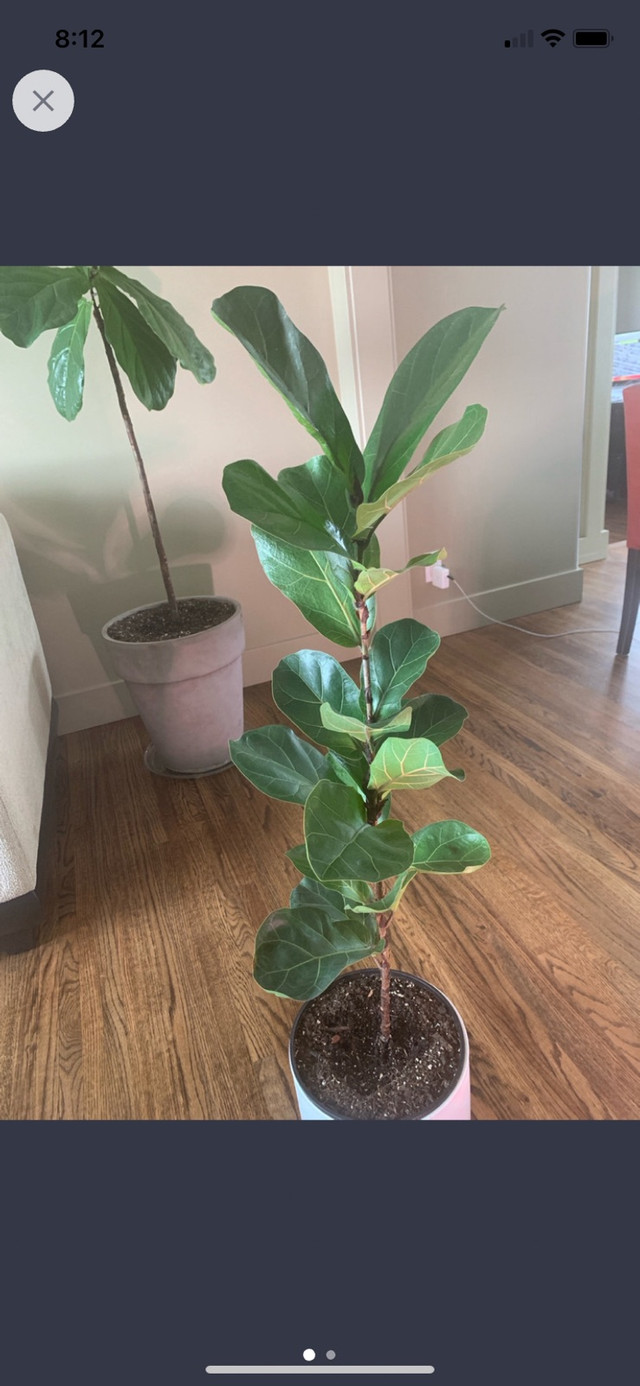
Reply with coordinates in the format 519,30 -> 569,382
425,561 -> 619,638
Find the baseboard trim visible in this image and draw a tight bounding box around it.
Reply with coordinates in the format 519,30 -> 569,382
579,531 -> 610,565
57,633 -> 363,733
57,679 -> 136,734
241,632 -> 360,687
55,568 -> 586,732
0,699 -> 59,954
416,567 -> 584,638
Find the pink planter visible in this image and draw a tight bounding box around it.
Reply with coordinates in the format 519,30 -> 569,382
289,969 -> 471,1121
102,596 -> 245,776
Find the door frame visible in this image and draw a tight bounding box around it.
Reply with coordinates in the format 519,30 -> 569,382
579,265 -> 619,564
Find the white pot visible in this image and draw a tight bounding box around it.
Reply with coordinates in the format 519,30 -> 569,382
289,969 -> 471,1121
101,596 -> 245,776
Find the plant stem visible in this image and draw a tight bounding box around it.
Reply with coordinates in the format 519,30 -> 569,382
356,590 -> 392,1045
90,285 -> 179,617
377,894 -> 392,1044
356,593 -> 374,756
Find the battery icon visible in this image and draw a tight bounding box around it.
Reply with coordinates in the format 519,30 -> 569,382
573,29 -> 612,46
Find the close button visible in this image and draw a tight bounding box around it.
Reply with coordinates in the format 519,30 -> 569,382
12,70 -> 75,131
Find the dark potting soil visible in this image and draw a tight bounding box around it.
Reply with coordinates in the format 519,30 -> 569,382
106,597 -> 236,643
292,972 -> 463,1120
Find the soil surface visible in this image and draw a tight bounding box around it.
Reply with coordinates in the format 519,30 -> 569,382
106,597 -> 236,643
291,971 -> 463,1120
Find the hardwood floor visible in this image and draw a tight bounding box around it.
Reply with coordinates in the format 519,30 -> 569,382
1,544 -> 638,1120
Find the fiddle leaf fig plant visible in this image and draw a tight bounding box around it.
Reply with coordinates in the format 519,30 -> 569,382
212,285 -> 502,1041
0,265 -> 215,619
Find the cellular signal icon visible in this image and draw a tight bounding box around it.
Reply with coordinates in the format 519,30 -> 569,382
541,28 -> 566,46
504,29 -> 534,47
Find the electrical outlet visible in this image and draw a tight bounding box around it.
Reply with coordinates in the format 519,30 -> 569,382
425,560 -> 450,589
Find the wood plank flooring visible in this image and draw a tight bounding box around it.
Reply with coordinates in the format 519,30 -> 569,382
1,543 -> 639,1119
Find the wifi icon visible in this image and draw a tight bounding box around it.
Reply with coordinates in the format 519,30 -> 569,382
541,28 -> 566,46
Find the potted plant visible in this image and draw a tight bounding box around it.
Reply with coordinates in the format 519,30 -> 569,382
212,284 -> 503,1120
0,265 -> 244,776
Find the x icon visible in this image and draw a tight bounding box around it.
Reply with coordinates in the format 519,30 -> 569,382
13,70 -> 74,130
33,89 -> 54,112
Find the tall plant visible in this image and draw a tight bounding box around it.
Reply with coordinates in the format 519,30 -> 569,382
213,286 -> 502,1042
0,266 -> 215,619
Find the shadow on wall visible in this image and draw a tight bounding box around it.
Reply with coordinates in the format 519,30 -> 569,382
3,490 -> 227,694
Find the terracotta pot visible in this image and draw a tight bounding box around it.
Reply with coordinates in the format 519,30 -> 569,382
101,596 -> 245,776
289,968 -> 471,1121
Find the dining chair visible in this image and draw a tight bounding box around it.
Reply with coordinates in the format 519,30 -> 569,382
616,383 -> 640,656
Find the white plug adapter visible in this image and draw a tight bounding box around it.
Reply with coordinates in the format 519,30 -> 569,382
425,560 -> 451,589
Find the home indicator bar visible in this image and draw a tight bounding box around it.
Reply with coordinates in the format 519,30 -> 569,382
205,1369 -> 435,1376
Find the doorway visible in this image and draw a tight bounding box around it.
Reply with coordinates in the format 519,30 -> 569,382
580,267 -> 640,563
607,270 -> 640,543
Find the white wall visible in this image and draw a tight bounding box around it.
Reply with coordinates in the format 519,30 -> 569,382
389,266 -> 588,633
0,266 -> 353,733
0,264 -> 592,734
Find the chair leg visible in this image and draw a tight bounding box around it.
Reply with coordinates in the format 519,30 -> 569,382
616,548 -> 640,656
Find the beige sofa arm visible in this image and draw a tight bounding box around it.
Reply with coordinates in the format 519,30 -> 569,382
0,515 -> 55,951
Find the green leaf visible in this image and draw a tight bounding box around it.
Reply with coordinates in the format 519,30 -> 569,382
287,842 -> 317,876
229,726 -> 326,804
350,820 -> 490,920
319,703 -> 368,741
252,528 -> 364,647
254,904 -> 383,1001
370,706 -> 413,737
356,406 -> 488,533
402,693 -> 468,746
0,266 -> 90,347
277,454 -> 355,548
350,870 -> 416,914
290,877 -> 350,919
363,306 -> 503,499
304,781 -> 414,883
322,748 -> 369,799
369,619 -> 441,718
290,876 -> 375,925
412,820 -> 491,873
223,458 -> 346,554
211,285 -> 364,484
96,279 -> 177,410
46,297 -> 92,421
272,650 -> 362,757
369,737 -> 460,794
98,267 -> 215,382
286,845 -> 371,903
350,820 -> 490,913
362,533 -> 381,567
354,549 -> 444,598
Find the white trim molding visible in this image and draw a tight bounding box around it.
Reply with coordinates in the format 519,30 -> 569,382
328,266 -> 413,628
416,567 -> 584,638
580,266 -> 618,564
